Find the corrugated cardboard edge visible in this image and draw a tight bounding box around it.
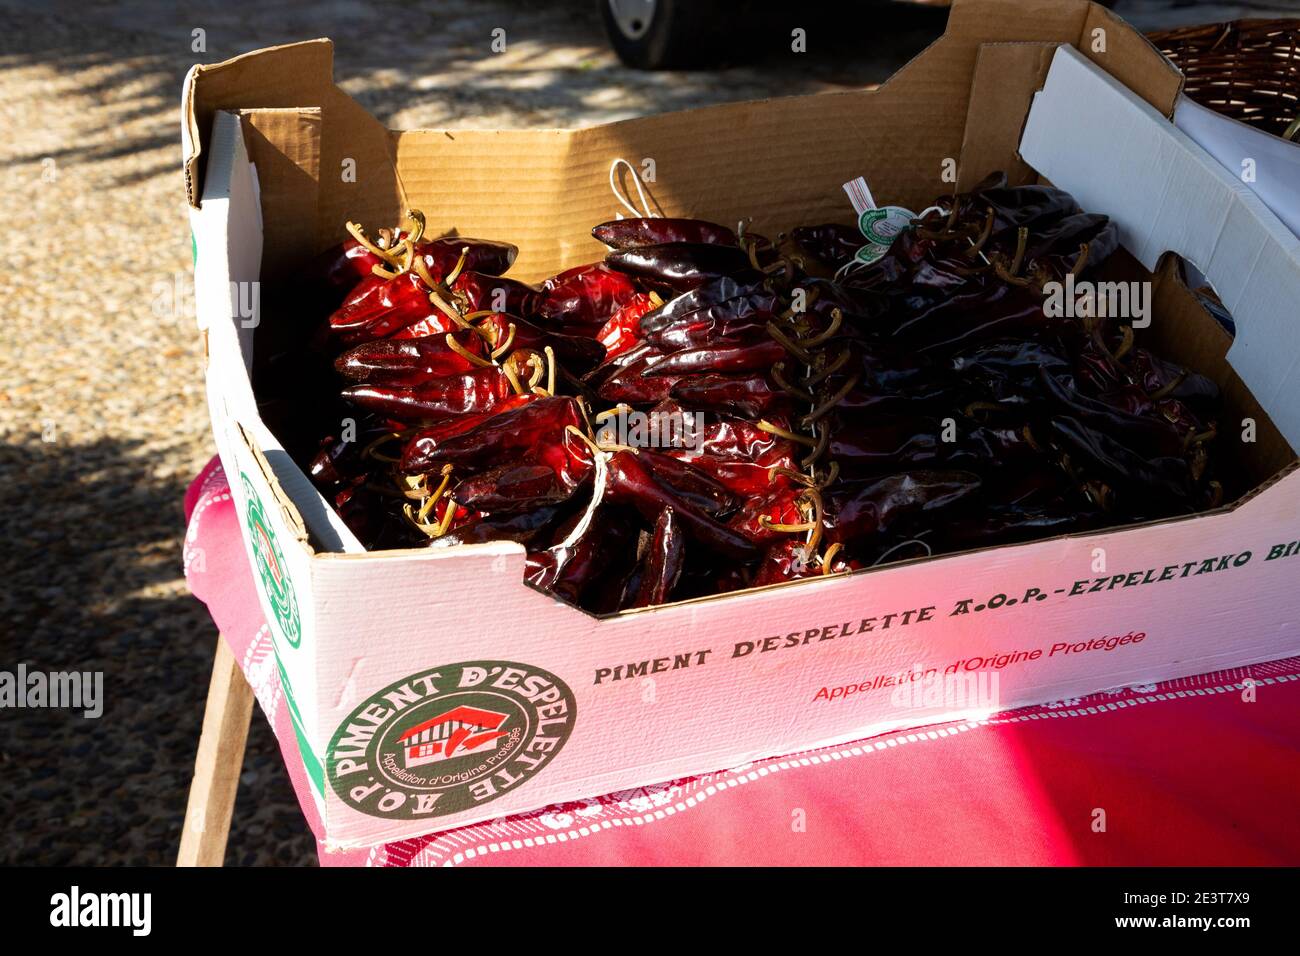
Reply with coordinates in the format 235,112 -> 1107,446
239,108 -> 322,277
1021,45 -> 1300,452
183,39 -> 334,208
179,2 -> 1184,278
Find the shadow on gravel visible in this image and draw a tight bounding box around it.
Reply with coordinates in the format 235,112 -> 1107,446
0,435 -> 316,865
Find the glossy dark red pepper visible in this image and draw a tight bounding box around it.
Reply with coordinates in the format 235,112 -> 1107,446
334,331 -> 488,385
525,505 -> 638,607
637,274 -> 771,336
401,396 -> 584,474
414,237 -> 518,280
633,449 -> 739,516
658,409 -> 796,496
789,223 -> 863,272
303,238 -> 388,305
671,373 -> 789,420
605,242 -> 755,294
341,367 -> 514,424
825,471 -> 983,544
329,271 -> 446,344
451,460 -> 591,515
473,311 -> 605,373
593,217 -> 738,249
645,339 -> 787,378
606,451 -> 759,560
536,263 -> 640,332
596,293 -> 656,360
632,508 -> 687,607
450,271 -> 540,316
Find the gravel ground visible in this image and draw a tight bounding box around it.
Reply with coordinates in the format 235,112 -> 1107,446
0,0 -> 1291,867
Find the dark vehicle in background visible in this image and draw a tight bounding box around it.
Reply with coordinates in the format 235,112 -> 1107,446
599,0 -> 1116,69
599,0 -> 957,68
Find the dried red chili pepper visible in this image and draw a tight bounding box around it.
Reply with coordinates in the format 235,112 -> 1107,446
645,339 -> 787,378
637,274 -> 771,336
751,538 -> 857,586
658,408 -> 796,496
788,223 -> 863,272
341,366 -> 514,424
632,508 -> 687,607
671,373 -> 789,420
472,311 -> 605,373
303,238 -> 389,306
401,395 -> 585,474
525,505 -> 638,606
333,478 -> 417,549
1125,348 -> 1219,415
1046,415 -> 1194,513
595,349 -> 682,406
397,394 -> 536,449
728,481 -> 809,546
596,292 -> 657,360
1038,369 -> 1187,459
605,242 -> 756,293
334,331 -> 489,385
632,449 -> 739,516
329,271 -> 450,345
414,237 -> 518,280
536,262 -> 641,332
606,451 -> 759,560
593,217 -> 738,249
828,408 -> 1042,478
450,271 -> 540,316
646,313 -> 769,353
451,461 -> 591,515
434,500 -> 576,548
824,471 -> 984,545
942,504 -> 1101,549
887,281 -> 1049,355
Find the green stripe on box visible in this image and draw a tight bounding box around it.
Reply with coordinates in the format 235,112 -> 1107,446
276,655 -> 325,797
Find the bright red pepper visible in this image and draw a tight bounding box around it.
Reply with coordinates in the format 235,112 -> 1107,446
536,262 -> 640,332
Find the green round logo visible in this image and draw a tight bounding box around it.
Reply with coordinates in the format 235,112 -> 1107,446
241,472 -> 301,648
858,205 -> 916,246
328,661 -> 577,820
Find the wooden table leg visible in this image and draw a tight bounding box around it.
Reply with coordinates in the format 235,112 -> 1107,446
178,635 -> 255,866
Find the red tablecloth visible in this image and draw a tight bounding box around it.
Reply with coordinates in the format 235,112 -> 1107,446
184,458 -> 1300,866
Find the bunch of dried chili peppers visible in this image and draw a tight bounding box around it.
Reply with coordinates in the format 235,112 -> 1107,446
295,172 -> 1221,613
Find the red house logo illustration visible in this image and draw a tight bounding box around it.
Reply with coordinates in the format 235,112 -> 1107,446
397,705 -> 510,768
253,523 -> 283,586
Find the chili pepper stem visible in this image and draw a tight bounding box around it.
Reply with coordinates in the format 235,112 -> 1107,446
445,332 -> 494,368
757,419 -> 817,448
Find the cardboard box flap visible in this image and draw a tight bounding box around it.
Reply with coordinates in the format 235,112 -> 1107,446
377,0 -> 1176,283
196,111 -> 363,555
239,108 -> 323,277
183,39 -> 333,207
1020,46 -> 1300,453
181,2 -> 1178,280
957,42 -> 1060,191
183,38 -> 400,248
1078,2 -> 1182,117
945,0 -> 1180,115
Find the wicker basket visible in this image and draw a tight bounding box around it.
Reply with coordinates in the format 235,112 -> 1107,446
1147,18 -> 1300,140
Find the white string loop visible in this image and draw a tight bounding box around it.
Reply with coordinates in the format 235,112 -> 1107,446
609,157 -> 656,220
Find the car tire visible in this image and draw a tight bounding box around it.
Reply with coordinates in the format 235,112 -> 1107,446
600,0 -> 715,70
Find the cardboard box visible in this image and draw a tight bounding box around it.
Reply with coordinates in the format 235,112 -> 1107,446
182,0 -> 1300,850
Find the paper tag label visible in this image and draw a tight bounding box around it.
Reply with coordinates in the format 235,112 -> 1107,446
859,206 -> 915,245
853,241 -> 892,266
843,177 -> 877,216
